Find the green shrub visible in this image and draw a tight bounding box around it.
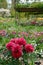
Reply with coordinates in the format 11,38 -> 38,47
10,8 -> 15,17
15,3 -> 30,8
15,2 -> 43,8
29,2 -> 43,8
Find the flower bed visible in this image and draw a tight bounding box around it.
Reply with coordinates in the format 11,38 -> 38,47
0,37 -> 35,65
16,20 -> 43,26
0,19 -> 43,65
0,31 -> 43,65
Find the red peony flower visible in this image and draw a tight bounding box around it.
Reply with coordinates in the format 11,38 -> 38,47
12,44 -> 22,58
6,42 -> 14,50
6,37 -> 34,59
10,38 -> 18,43
25,44 -> 34,53
15,38 -> 26,46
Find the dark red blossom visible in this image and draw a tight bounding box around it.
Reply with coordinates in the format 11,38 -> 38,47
25,44 -> 34,53
15,38 -> 26,46
6,42 -> 14,50
10,38 -> 18,43
31,21 -> 37,25
12,44 -> 22,58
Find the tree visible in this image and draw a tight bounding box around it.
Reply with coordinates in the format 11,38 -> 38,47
26,0 -> 29,3
0,0 -> 7,8
10,0 -> 16,17
15,0 -> 20,3
12,0 -> 20,4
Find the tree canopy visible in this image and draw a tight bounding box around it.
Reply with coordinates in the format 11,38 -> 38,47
0,0 -> 7,8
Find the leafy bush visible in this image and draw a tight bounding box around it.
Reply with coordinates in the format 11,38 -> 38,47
15,2 -> 43,8
10,8 -> 15,17
0,38 -> 36,65
15,3 -> 30,8
29,2 -> 43,8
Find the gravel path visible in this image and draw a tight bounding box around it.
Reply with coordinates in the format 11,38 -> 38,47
40,59 -> 43,65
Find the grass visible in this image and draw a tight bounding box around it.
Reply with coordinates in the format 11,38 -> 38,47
0,18 -> 43,32
0,17 -> 43,32
0,17 -> 43,46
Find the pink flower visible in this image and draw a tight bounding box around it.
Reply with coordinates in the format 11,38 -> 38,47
6,42 -> 14,50
25,44 -> 34,53
40,32 -> 43,35
15,38 -> 26,46
0,30 -> 6,36
12,44 -> 22,58
12,31 -> 16,35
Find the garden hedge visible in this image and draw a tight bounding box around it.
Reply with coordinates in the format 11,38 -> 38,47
15,2 -> 43,8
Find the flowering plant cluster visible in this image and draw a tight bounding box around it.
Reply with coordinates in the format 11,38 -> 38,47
6,37 -> 34,59
6,37 -> 34,65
